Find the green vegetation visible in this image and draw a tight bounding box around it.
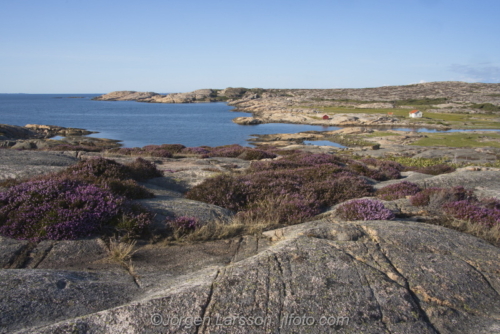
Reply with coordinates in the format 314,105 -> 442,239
380,156 -> 451,168
323,135 -> 378,147
410,133 -> 500,148
394,97 -> 448,107
469,103 -> 500,112
380,154 -> 500,169
364,131 -> 401,137
306,105 -> 500,129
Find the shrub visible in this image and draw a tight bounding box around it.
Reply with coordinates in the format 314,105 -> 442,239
442,200 -> 500,228
166,216 -> 200,238
237,149 -> 277,161
166,216 -> 199,230
414,164 -> 455,175
236,193 -> 321,225
125,157 -> 163,181
208,144 -> 246,158
186,152 -> 374,226
0,179 -> 152,241
36,157 -> 160,199
409,186 -> 474,207
185,174 -> 249,212
181,147 -> 211,155
376,181 -> 421,200
159,144 -> 186,154
336,199 -> 395,221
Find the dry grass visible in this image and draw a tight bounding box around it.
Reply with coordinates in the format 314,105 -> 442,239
167,210 -> 283,244
183,220 -> 246,242
108,237 -> 138,264
426,217 -> 500,248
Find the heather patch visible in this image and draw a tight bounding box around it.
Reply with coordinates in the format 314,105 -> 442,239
166,216 -> 200,239
376,181 -> 421,200
236,193 -> 321,225
442,200 -> 500,228
409,186 -> 474,207
413,164 -> 456,175
186,152 -> 373,225
207,144 -> 246,158
125,157 -> 163,181
0,179 -> 152,241
35,157 -> 161,199
336,199 -> 395,221
207,144 -> 277,160
180,147 -> 211,155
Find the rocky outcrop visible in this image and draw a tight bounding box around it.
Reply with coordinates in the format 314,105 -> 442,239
25,124 -> 95,137
232,117 -> 263,125
2,218 -> 499,333
93,89 -> 219,103
0,124 -> 39,140
0,123 -> 120,151
149,89 -> 217,103
92,91 -> 160,101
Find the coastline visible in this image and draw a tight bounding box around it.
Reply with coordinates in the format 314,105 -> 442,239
93,81 -> 500,131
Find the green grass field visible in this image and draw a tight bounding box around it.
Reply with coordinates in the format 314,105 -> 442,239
306,106 -> 500,129
410,132 -> 500,148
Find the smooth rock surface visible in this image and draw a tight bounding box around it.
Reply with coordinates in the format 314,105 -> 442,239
138,196 -> 235,233
9,219 -> 499,334
0,150 -> 78,180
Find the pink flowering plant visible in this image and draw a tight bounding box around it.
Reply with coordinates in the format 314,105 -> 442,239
336,199 -> 395,221
0,179 -> 152,241
376,181 -> 421,200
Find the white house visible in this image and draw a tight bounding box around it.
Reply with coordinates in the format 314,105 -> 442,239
409,110 -> 423,118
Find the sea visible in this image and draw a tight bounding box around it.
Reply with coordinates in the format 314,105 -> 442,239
0,94 -> 340,148
1,94 -> 498,148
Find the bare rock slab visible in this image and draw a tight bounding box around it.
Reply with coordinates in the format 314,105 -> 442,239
413,170 -> 500,199
0,236 -> 29,268
0,269 -> 140,333
18,219 -> 500,333
0,149 -> 78,181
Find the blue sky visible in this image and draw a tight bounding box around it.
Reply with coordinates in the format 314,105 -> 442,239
1,0 -> 499,93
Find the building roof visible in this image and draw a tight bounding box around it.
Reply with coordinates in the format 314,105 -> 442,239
409,110 -> 421,114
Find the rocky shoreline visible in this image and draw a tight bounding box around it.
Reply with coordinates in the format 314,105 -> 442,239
0,123 -> 121,151
93,82 -> 500,130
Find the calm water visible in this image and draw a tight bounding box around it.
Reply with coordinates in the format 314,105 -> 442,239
0,94 -> 339,147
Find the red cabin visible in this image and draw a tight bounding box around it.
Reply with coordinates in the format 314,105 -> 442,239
322,115 -> 330,120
